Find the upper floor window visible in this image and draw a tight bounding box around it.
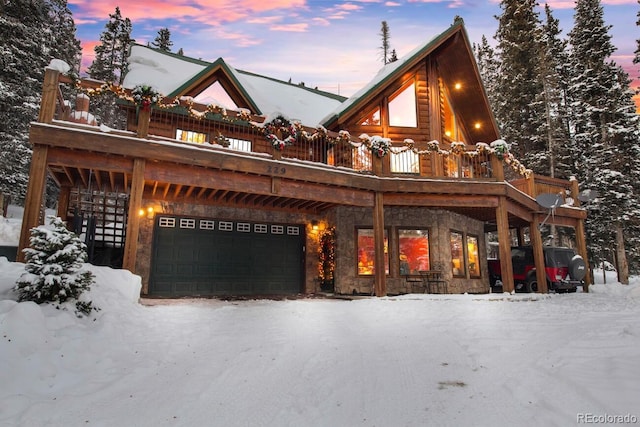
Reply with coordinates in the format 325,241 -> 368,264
360,107 -> 381,126
228,138 -> 252,152
177,129 -> 207,144
388,81 -> 417,127
194,81 -> 238,110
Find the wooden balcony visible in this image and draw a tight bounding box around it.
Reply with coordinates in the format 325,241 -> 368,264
20,68 -> 589,295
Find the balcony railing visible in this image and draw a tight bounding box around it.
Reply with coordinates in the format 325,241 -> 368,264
39,68 -> 545,184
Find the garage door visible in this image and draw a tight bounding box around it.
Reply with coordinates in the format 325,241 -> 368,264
149,216 -> 305,296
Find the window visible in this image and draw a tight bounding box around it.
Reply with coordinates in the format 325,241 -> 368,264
443,89 -> 456,140
391,150 -> 420,174
177,129 -> 207,144
450,231 -> 464,277
357,228 -> 389,275
467,235 -> 480,277
398,229 -> 430,275
388,81 -> 417,127
360,107 -> 381,126
194,81 -> 238,110
228,138 -> 252,152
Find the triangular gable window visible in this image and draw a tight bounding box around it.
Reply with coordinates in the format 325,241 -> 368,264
388,81 -> 417,127
360,107 -> 381,126
194,81 -> 238,110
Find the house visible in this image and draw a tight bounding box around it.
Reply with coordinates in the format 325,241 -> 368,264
19,19 -> 590,297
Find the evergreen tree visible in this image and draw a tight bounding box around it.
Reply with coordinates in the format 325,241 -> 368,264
152,27 -> 173,52
14,216 -> 96,316
87,6 -> 133,85
494,0 -> 548,174
0,0 -> 81,205
379,21 -> 390,64
635,1 -> 640,72
388,49 -> 398,63
87,6 -> 133,128
539,4 -> 573,180
473,35 -> 500,113
177,47 -> 184,56
568,0 -> 640,279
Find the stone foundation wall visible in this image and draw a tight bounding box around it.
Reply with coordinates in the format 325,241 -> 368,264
332,206 -> 490,295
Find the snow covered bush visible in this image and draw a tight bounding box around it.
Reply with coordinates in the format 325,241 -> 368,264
14,216 -> 96,316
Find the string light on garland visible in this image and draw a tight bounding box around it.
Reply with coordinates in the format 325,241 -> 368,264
70,79 -> 532,178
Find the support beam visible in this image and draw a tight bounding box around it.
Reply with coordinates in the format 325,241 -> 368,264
57,186 -> 71,223
122,158 -> 145,272
496,196 -> 514,293
530,214 -> 548,293
18,145 -> 49,262
373,191 -> 386,296
575,217 -> 591,291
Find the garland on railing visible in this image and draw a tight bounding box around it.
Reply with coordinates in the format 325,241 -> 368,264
70,80 -> 531,177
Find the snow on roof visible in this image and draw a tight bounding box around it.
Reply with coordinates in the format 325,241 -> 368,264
122,45 -> 346,128
319,29 -> 447,126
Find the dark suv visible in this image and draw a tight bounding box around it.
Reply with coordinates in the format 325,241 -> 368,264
488,246 -> 586,293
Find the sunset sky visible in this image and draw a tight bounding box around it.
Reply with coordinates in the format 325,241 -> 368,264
68,0 -> 638,102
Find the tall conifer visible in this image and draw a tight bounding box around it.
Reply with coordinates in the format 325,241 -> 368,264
568,0 -> 640,279
494,0 -> 548,174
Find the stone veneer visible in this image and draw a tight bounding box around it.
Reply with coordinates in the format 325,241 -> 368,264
135,200 -> 324,295
330,206 -> 490,295
134,201 -> 489,296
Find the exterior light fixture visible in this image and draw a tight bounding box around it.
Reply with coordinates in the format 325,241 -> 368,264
474,122 -> 481,129
454,83 -> 462,90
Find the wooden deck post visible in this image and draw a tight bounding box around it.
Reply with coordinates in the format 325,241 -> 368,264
530,214 -> 548,293
575,218 -> 591,291
56,186 -> 71,223
39,68 -> 60,124
496,196 -> 514,292
122,158 -> 146,272
373,191 -> 386,296
18,145 -> 49,262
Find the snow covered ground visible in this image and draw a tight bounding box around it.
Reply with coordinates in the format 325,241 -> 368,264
1,211 -> 640,426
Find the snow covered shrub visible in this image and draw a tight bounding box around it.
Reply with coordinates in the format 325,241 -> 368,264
14,216 -> 97,316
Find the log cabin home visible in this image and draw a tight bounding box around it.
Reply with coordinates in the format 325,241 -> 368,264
19,19 -> 590,297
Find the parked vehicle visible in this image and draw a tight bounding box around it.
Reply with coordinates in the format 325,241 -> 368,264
488,246 -> 586,293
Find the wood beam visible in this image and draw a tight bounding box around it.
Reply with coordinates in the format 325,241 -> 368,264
530,213 -> 548,293
373,191 -> 386,296
123,158 -> 145,272
496,196 -> 514,293
18,145 -> 49,262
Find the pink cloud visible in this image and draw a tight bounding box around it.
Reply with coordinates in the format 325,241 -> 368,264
270,23 -> 309,32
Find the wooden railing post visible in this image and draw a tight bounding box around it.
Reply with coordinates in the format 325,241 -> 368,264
136,108 -> 151,138
491,154 -> 504,181
526,173 -> 536,197
39,68 -> 60,124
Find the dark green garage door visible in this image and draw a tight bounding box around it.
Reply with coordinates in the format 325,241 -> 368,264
149,216 -> 304,296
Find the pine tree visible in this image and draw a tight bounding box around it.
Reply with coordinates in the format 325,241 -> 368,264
14,216 -> 96,316
635,1 -> 640,71
568,0 -> 640,279
494,0 -> 548,174
379,21 -> 390,64
0,0 -> 80,205
473,35 -> 500,112
87,6 -> 133,128
388,49 -> 398,63
152,27 -> 173,52
539,4 -> 572,179
87,6 -> 133,85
